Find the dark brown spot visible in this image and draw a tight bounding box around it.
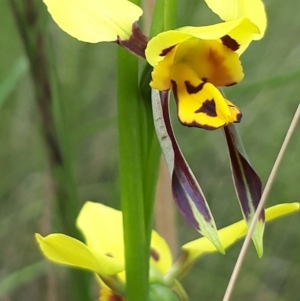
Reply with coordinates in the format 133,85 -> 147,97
225,82 -> 237,87
185,81 -> 206,94
171,80 -> 179,104
105,253 -> 114,258
195,99 -> 217,117
221,35 -> 240,51
233,112 -> 242,123
235,113 -> 242,123
183,121 -> 218,130
116,22 -> 149,59
160,45 -> 176,56
150,248 -> 160,261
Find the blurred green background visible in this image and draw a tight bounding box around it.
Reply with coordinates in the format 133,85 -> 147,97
0,0 -> 299,300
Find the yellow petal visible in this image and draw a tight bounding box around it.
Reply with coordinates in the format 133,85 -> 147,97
174,38 -> 244,87
150,232 -> 173,275
77,202 -> 173,276
226,99 -> 243,123
146,31 -> 192,67
43,0 -> 143,42
35,233 -> 124,275
150,46 -> 177,91
99,286 -> 124,301
76,202 -> 124,262
171,64 -> 240,129
146,18 -> 258,66
182,203 -> 299,264
150,37 -> 244,125
204,0 -> 267,40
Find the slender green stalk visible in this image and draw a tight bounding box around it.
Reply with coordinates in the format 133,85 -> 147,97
150,0 -> 177,37
164,0 -> 177,30
118,47 -> 148,301
143,0 -> 178,238
118,1 -> 178,300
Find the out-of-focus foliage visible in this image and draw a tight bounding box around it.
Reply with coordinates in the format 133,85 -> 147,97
0,0 -> 299,300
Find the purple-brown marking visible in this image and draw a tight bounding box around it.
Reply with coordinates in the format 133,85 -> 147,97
221,35 -> 240,51
159,91 -> 213,224
185,81 -> 206,94
227,104 -> 243,123
116,22 -> 149,59
225,82 -> 237,87
108,293 -> 124,301
195,99 -> 217,117
160,45 -> 176,56
171,80 -> 179,104
223,125 -> 264,221
183,121 -> 218,130
150,248 -> 160,261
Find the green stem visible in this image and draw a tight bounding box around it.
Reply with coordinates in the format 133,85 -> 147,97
150,0 -> 177,37
142,0 -> 178,238
118,47 -> 148,301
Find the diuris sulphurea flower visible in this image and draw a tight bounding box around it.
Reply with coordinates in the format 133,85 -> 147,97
36,201 -> 298,300
43,0 -> 266,130
146,0 -> 266,129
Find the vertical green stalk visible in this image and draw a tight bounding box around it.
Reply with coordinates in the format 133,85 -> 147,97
150,0 -> 177,37
140,0 -> 178,238
118,1 -> 178,300
118,47 -> 148,301
142,0 -> 177,237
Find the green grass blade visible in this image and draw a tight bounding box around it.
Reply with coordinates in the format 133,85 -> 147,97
0,57 -> 28,107
0,261 -> 46,298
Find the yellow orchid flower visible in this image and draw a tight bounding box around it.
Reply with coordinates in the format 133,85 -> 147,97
36,201 -> 173,300
42,0 -> 266,129
36,202 -> 172,277
36,202 -> 298,300
146,0 -> 267,130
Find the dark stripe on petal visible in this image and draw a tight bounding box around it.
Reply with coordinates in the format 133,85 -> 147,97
225,82 -> 237,87
116,22 -> 149,59
185,81 -> 206,94
234,113 -> 242,123
182,121 -> 217,130
171,80 -> 179,104
172,171 -> 201,230
194,99 -> 217,117
150,248 -> 160,262
224,125 -> 264,220
221,35 -> 240,51
160,91 -> 212,224
160,45 -> 176,56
